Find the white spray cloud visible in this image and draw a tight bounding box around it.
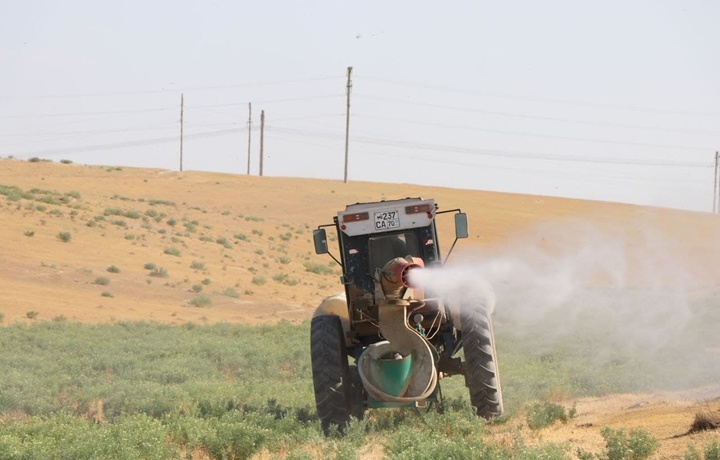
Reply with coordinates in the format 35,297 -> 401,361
410,216 -> 720,388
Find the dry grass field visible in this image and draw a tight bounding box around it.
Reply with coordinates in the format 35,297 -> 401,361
1,158 -> 719,457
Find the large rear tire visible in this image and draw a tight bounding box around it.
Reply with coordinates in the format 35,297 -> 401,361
461,306 -> 504,418
310,315 -> 355,434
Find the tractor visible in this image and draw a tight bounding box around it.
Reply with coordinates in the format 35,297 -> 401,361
311,197 -> 503,432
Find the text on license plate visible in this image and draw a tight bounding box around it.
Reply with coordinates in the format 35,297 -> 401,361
374,210 -> 400,230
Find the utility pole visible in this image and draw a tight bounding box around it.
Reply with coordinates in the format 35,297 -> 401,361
247,103 -> 252,175
259,110 -> 265,177
343,66 -> 353,183
179,93 -> 184,172
714,151 -> 719,213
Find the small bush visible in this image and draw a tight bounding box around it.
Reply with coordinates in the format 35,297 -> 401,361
216,237 -> 232,249
60,159 -> 73,164
164,247 -> 181,257
201,278 -> 211,285
600,427 -> 659,460
251,229 -> 264,237
234,233 -> 248,241
149,267 -> 168,278
527,402 -> 574,430
192,285 -> 203,293
251,276 -> 266,286
221,288 -> 240,298
279,232 -> 292,241
107,265 -> 121,273
304,261 -> 335,275
166,218 -> 177,226
94,277 -> 111,286
189,295 -> 212,307
26,311 -> 39,319
57,232 -> 71,242
24,230 -> 35,237
272,273 -> 298,286
101,291 -> 114,298
143,262 -> 157,270
705,441 -> 720,460
190,261 -> 205,270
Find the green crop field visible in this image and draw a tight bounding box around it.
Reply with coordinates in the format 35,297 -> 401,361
1,309 -> 718,459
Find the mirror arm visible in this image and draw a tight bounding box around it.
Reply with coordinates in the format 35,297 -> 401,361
443,237 -> 459,265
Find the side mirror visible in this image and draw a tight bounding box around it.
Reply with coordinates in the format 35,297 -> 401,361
454,213 -> 469,239
313,229 -> 329,254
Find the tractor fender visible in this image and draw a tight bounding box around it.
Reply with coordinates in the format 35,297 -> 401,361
312,292 -> 352,347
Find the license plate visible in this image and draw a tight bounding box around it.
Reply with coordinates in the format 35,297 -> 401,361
374,210 -> 400,230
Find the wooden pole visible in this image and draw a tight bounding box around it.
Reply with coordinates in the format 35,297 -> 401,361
179,93 -> 184,172
259,110 -> 265,177
343,66 -> 353,183
247,102 -> 252,175
714,151 -> 719,213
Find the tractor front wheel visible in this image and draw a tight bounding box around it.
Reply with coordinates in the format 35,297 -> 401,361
461,306 -> 504,419
310,315 -> 355,434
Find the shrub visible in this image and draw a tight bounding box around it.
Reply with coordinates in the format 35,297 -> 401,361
189,295 -> 212,307
143,262 -> 157,270
600,427 -> 659,460
94,277 -> 111,286
234,233 -> 248,241
26,311 -> 39,319
527,402 -> 574,430
149,267 -> 168,278
251,276 -> 266,286
166,218 -> 177,226
221,288 -> 239,298
107,265 -> 121,273
57,232 -> 71,242
148,199 -> 175,207
279,232 -> 292,241
192,285 -> 203,293
201,278 -> 211,285
706,441 -> 720,460
303,261 -> 335,275
272,273 -> 298,286
216,237 -> 232,249
101,291 -> 114,298
278,256 -> 291,265
164,247 -> 181,257
252,229 -> 264,237
190,261 -> 205,270
24,230 -> 35,237
60,159 -> 73,164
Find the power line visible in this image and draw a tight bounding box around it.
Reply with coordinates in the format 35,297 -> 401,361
13,127 -> 246,158
266,126 -> 711,168
357,95 -> 720,136
0,95 -> 344,120
358,75 -> 720,118
0,76 -> 345,101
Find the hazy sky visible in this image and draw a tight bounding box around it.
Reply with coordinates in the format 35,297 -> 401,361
2,1 -> 720,211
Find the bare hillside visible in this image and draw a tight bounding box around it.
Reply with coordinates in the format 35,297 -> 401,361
4,159 -> 720,326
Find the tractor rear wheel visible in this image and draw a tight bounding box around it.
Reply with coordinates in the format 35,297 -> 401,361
461,306 -> 504,419
311,315 -> 354,434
